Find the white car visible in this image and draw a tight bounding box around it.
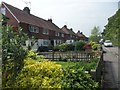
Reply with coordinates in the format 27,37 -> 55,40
104,40 -> 113,47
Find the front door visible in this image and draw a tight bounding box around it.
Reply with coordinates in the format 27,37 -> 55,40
51,40 -> 54,46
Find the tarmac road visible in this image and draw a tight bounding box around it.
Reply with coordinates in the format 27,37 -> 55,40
102,46 -> 119,89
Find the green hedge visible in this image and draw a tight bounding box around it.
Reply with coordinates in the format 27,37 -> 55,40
54,40 -> 86,52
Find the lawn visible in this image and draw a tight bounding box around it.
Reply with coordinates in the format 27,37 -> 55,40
55,58 -> 98,71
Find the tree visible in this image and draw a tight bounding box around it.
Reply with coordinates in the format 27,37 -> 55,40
89,26 -> 101,42
102,9 -> 120,46
2,25 -> 28,88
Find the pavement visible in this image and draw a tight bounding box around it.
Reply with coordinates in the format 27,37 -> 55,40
102,46 -> 119,89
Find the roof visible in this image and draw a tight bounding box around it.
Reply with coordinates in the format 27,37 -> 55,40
2,2 -> 64,33
61,25 -> 76,35
76,31 -> 86,38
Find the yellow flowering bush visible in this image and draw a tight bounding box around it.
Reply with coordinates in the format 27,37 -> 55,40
26,50 -> 45,61
15,59 -> 62,88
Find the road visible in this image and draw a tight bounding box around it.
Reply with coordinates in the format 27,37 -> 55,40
102,46 -> 119,89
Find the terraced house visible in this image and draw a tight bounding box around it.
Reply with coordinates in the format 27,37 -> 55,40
1,2 -> 66,50
1,2 -> 88,51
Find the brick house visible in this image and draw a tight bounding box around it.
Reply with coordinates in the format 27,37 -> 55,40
76,30 -> 88,41
1,2 -> 66,50
61,25 -> 78,44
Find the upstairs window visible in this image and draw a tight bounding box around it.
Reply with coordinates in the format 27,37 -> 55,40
61,33 -> 64,37
29,25 -> 39,33
55,32 -> 60,36
70,34 -> 72,38
34,27 -> 39,33
43,29 -> 49,35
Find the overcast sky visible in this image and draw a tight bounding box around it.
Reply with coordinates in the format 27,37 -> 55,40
0,0 -> 119,36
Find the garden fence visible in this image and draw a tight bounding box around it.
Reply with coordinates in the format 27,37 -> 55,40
39,51 -> 96,61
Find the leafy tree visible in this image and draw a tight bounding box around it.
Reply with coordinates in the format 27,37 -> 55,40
102,9 -> 120,46
2,25 -> 28,88
89,26 -> 101,42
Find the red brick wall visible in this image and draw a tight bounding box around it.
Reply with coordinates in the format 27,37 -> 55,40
2,5 -> 19,27
2,3 -> 19,30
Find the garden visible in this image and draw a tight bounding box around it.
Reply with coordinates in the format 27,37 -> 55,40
1,26 -> 102,89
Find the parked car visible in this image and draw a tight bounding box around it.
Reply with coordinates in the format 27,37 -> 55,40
104,40 -> 113,47
99,39 -> 105,44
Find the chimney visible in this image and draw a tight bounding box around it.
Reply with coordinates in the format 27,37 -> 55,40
48,18 -> 52,23
78,30 -> 80,33
23,7 -> 30,14
64,25 -> 67,28
80,32 -> 83,34
70,28 -> 73,31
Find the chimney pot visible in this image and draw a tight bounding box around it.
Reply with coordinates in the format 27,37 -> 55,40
64,25 -> 67,28
23,7 -> 30,14
70,28 -> 73,31
48,18 -> 52,23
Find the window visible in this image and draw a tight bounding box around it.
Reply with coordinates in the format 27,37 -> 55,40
55,32 -> 60,36
1,8 -> 6,15
29,25 -> 39,33
61,33 -> 64,37
29,26 -> 34,32
34,27 -> 39,33
43,29 -> 49,35
43,40 -> 50,46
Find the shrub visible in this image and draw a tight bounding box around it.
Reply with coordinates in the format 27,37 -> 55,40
15,60 -> 62,88
67,44 -> 75,51
61,65 -> 98,89
38,46 -> 49,52
54,41 -> 86,52
38,45 -> 53,52
89,41 -> 96,46
59,55 -> 71,62
53,45 -> 60,51
15,59 -> 99,89
76,40 -> 86,51
92,44 -> 101,51
27,50 -> 45,61
55,43 -> 75,52
89,41 -> 101,51
59,43 -> 68,51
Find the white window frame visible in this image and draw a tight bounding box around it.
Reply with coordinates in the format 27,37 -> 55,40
55,32 -> 60,36
43,29 -> 49,35
34,27 -> 39,33
29,25 -> 39,33
43,40 -> 50,46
